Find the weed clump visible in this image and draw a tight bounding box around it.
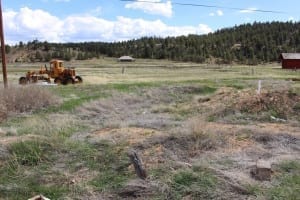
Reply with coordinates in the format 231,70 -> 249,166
170,167 -> 217,199
0,86 -> 60,122
190,119 -> 225,151
9,140 -> 54,166
203,88 -> 300,122
236,91 -> 300,119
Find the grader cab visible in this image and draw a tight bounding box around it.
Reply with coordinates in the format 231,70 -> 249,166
19,60 -> 83,85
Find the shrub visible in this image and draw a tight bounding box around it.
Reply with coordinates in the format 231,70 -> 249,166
190,119 -> 225,150
0,86 -> 60,121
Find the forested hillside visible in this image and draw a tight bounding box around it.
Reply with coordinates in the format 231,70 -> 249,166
6,21 -> 300,64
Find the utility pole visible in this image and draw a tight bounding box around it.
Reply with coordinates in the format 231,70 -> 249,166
0,0 -> 8,88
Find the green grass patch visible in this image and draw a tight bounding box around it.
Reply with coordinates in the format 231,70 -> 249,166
109,81 -> 159,92
269,160 -> 300,200
246,160 -> 300,200
278,160 -> 300,173
64,141 -> 100,170
244,184 -> 263,196
170,166 -> 217,199
47,82 -> 159,112
149,166 -> 171,180
9,140 -> 55,166
88,141 -> 132,191
0,139 -> 70,199
2,113 -> 84,138
90,169 -> 130,192
151,85 -> 216,119
214,78 -> 252,89
47,84 -> 110,112
0,169 -> 69,200
185,85 -> 216,95
268,174 -> 300,200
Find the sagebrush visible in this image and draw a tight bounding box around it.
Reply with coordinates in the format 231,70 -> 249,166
0,86 -> 60,122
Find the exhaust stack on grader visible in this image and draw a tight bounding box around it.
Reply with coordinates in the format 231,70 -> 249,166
19,59 -> 83,85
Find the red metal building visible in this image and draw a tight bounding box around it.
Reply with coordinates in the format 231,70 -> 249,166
280,53 -> 300,69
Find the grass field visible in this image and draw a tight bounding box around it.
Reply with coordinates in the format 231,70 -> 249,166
0,58 -> 299,199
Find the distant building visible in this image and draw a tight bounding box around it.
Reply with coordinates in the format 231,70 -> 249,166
118,56 -> 135,62
279,53 -> 300,69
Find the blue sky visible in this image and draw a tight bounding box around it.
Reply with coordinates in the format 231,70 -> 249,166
2,0 -> 300,44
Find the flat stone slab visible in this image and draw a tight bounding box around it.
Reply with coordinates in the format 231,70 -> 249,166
250,159 -> 272,181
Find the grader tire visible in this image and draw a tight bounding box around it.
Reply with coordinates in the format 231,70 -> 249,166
19,77 -> 27,85
75,76 -> 83,83
63,77 -> 74,85
54,78 -> 62,85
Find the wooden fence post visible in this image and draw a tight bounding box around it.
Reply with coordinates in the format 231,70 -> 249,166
128,150 -> 147,180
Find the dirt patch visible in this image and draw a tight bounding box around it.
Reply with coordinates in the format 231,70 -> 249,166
118,179 -> 158,199
235,91 -> 300,118
114,119 -> 300,193
76,85 -> 214,131
141,135 -> 194,163
81,85 -> 300,186
76,92 -> 179,131
73,86 -> 300,198
89,127 -> 164,145
0,134 -> 43,146
200,88 -> 300,122
190,120 -> 300,187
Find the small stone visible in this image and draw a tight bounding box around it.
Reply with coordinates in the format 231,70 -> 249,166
251,159 -> 272,181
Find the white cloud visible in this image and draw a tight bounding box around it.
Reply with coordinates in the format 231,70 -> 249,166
197,24 -> 213,34
4,7 -> 63,43
288,16 -> 297,22
239,7 -> 257,13
113,17 -> 212,39
125,0 -> 172,18
3,7 -> 213,44
63,15 -> 114,41
216,10 -> 223,16
209,10 -> 223,17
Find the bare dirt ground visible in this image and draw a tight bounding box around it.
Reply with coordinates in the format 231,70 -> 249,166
67,85 -> 300,199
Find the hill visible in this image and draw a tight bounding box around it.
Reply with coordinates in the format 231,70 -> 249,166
5,21 -> 300,64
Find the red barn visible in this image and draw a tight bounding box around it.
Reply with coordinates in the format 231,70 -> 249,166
280,53 -> 300,69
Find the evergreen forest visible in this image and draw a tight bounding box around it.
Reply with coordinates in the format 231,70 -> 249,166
6,21 -> 300,65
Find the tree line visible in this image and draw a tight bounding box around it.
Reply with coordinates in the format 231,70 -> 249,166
8,21 -> 300,64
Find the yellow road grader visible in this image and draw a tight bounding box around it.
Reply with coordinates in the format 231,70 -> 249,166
19,59 -> 83,85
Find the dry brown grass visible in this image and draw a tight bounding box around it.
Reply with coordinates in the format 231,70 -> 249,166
190,119 -> 226,151
0,86 -> 60,122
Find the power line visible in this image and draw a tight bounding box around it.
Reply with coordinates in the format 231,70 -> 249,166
120,0 -> 285,14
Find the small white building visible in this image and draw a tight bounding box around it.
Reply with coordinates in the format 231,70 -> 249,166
118,56 -> 135,62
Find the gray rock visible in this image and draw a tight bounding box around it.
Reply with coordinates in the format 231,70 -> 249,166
250,159 -> 272,181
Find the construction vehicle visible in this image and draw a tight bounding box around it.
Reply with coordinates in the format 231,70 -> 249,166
19,59 -> 83,85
